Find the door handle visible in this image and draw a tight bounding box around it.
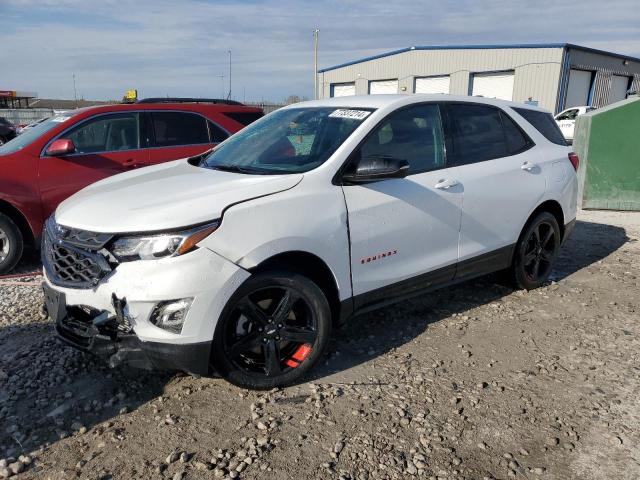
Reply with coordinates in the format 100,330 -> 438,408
521,161 -> 537,172
434,179 -> 459,190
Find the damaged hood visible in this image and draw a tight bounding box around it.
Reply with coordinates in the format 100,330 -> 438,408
55,159 -> 303,233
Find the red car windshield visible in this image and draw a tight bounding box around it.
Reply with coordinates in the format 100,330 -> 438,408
0,113 -> 74,155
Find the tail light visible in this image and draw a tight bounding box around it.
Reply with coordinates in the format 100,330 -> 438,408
568,152 -> 579,171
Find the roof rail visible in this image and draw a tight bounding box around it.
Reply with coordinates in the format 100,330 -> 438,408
136,97 -> 244,106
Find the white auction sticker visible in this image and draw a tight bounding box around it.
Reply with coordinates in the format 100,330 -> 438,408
328,109 -> 371,120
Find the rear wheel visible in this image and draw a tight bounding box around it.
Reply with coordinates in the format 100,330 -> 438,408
212,271 -> 331,389
0,213 -> 24,274
512,212 -> 560,290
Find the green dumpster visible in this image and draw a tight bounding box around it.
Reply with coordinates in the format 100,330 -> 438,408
574,97 -> 640,211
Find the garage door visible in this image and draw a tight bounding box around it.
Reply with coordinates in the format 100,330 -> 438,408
565,69 -> 593,108
471,71 -> 514,101
415,76 -> 450,94
609,75 -> 630,104
331,83 -> 356,98
369,79 -> 398,95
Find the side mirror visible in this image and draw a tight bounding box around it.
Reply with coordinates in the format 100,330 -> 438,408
343,156 -> 410,184
46,138 -> 76,156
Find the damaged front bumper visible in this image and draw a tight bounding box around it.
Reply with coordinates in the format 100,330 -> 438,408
44,283 -> 211,375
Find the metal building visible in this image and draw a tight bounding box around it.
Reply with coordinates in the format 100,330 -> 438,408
318,43 -> 640,113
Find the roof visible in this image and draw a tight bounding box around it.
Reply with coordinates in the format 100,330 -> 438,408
286,94 -> 549,112
319,43 -> 640,73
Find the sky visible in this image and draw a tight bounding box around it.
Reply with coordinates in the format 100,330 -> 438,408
1,0 -> 639,103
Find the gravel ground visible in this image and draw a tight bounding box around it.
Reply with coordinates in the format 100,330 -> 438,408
1,209 -> 639,480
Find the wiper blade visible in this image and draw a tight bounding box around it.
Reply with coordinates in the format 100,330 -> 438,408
210,164 -> 263,174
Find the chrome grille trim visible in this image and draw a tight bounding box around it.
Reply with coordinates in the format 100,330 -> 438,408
42,218 -> 114,289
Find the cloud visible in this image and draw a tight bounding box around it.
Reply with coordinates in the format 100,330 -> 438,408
0,0 -> 638,101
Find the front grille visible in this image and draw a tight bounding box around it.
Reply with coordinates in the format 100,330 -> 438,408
43,218 -> 115,289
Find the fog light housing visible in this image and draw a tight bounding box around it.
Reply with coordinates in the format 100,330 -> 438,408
149,298 -> 193,334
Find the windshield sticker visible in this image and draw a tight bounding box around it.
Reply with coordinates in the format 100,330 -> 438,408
51,116 -> 71,123
329,109 -> 371,120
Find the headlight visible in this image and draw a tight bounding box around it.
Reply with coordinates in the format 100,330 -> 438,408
111,221 -> 219,261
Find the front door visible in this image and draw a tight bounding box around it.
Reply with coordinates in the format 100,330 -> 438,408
38,112 -> 150,219
341,103 -> 462,310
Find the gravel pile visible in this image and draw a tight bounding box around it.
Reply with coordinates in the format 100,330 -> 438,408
1,209 -> 639,479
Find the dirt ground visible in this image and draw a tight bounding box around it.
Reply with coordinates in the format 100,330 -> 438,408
1,209 -> 638,480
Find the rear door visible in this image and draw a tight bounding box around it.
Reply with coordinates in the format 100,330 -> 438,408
442,103 -> 545,278
38,111 -> 150,219
342,103 -> 463,309
146,111 -> 228,165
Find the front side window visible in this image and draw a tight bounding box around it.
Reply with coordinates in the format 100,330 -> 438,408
202,107 -> 371,174
353,104 -> 445,174
65,113 -> 140,154
447,104 -> 508,165
151,111 -> 209,147
556,109 -> 578,121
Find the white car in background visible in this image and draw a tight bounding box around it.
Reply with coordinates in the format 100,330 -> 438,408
42,95 -> 578,389
554,106 -> 595,144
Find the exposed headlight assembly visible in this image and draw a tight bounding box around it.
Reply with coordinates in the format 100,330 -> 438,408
111,221 -> 219,262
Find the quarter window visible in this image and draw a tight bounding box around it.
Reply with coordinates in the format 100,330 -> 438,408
65,113 -> 140,154
513,108 -> 567,146
151,112 -> 210,147
354,104 -> 445,174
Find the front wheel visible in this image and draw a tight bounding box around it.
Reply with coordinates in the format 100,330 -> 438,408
0,213 -> 24,275
512,212 -> 561,290
212,271 -> 332,389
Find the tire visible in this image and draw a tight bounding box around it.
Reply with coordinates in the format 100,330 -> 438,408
0,213 -> 24,275
212,270 -> 332,390
512,212 -> 561,290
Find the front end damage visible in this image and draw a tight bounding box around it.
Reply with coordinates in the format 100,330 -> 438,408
44,285 -> 211,375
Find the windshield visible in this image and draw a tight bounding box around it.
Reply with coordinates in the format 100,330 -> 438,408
201,107 -> 372,174
0,114 -> 71,155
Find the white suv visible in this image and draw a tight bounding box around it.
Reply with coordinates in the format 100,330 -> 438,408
42,95 -> 578,389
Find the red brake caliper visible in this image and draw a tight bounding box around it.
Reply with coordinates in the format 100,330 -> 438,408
285,344 -> 312,368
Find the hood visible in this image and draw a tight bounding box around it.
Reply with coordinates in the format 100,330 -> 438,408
56,160 -> 303,233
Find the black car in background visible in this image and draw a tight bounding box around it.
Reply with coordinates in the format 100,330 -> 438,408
0,117 -> 17,145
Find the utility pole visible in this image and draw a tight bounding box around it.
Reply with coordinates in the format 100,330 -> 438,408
313,29 -> 319,100
227,50 -> 232,100
72,74 -> 78,106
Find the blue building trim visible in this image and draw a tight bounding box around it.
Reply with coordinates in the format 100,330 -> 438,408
318,43 -> 640,73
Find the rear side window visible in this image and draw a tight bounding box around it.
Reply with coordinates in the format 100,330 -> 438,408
151,112 -> 209,147
501,112 -> 532,154
513,108 -> 567,146
223,111 -> 264,126
447,104 -> 507,165
207,121 -> 228,143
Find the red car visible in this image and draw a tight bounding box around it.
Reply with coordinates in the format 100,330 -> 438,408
0,98 -> 263,273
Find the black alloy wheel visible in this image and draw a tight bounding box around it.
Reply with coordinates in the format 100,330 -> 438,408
212,271 -> 331,389
513,212 -> 560,290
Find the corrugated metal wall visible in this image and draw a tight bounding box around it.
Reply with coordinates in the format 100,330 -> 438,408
319,47 -> 564,112
565,48 -> 640,109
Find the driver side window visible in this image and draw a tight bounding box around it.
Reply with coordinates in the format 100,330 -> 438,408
355,104 -> 445,174
65,113 -> 140,154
